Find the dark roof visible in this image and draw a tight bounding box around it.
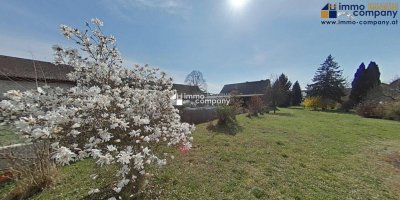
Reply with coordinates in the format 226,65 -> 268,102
390,79 -> 400,87
220,80 -> 270,95
172,84 -> 203,94
0,55 -> 73,82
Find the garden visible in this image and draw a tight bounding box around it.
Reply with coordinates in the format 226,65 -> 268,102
1,18 -> 399,200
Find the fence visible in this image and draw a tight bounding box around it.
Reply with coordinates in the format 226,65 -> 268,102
179,107 -> 218,124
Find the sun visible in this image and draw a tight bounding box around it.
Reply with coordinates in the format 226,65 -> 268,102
228,0 -> 249,10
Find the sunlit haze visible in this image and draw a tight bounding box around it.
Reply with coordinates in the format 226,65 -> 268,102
228,0 -> 250,11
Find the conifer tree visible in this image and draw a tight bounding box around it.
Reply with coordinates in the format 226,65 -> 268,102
306,55 -> 346,103
349,61 -> 381,104
291,81 -> 303,106
277,73 -> 292,107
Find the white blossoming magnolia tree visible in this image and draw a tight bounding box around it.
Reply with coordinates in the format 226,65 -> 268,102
0,18 -> 194,197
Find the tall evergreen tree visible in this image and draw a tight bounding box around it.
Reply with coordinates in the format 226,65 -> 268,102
349,63 -> 367,104
267,78 -> 282,114
277,73 -> 292,107
365,61 -> 381,88
306,55 -> 346,103
291,81 -> 303,106
349,61 -> 381,104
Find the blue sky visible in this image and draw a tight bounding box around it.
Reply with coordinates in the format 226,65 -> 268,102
0,0 -> 399,93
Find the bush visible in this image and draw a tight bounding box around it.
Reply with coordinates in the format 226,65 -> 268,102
303,96 -> 322,110
229,91 -> 244,114
355,101 -> 381,118
382,101 -> 400,120
6,164 -> 58,200
303,97 -> 338,110
340,99 -> 356,112
355,101 -> 378,117
320,98 -> 337,110
247,96 -> 264,117
5,143 -> 58,200
213,105 -> 240,134
0,18 -> 194,198
356,100 -> 400,121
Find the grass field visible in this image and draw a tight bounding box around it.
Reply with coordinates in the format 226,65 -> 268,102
0,126 -> 21,146
1,107 -> 400,199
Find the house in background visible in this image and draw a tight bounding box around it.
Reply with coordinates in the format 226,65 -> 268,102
0,55 -> 203,101
171,84 -> 203,95
0,55 -> 74,99
220,79 -> 270,105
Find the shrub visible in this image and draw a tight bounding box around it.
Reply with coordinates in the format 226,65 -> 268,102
355,101 -> 381,118
247,96 -> 264,117
229,90 -> 244,114
320,98 -> 337,110
303,96 -> 322,110
0,18 -> 194,198
214,105 -> 240,134
382,101 -> 400,121
5,143 -> 58,200
356,100 -> 400,121
340,99 -> 356,112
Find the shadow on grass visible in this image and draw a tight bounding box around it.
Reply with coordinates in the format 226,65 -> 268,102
246,113 -> 268,119
287,107 -> 305,110
384,152 -> 400,169
287,106 -> 356,115
206,122 -> 243,136
319,109 -> 355,115
267,112 -> 295,117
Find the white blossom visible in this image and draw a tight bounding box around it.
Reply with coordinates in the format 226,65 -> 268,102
0,18 -> 194,196
116,150 -> 132,165
69,129 -> 80,137
142,147 -> 150,155
52,146 -> 76,166
89,174 -> 97,180
31,127 -> 50,139
107,145 -> 117,152
71,123 -> 81,129
88,188 -> 100,195
91,18 -> 104,26
96,153 -> 113,166
98,129 -> 113,142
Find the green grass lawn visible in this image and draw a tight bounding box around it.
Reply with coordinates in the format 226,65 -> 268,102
0,126 -> 22,146
1,107 -> 400,199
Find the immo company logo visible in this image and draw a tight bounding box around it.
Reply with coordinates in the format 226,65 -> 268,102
170,93 -> 231,106
170,94 -> 183,106
321,3 -> 337,18
320,2 -> 399,26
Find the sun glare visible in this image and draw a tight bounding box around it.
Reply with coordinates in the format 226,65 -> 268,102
228,0 -> 249,10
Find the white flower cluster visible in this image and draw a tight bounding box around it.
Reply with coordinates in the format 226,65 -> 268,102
0,18 -> 194,198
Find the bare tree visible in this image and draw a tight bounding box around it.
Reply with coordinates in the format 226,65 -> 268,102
383,78 -> 400,101
185,70 -> 207,92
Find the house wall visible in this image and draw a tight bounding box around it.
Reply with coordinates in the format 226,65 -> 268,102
0,79 -> 74,99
